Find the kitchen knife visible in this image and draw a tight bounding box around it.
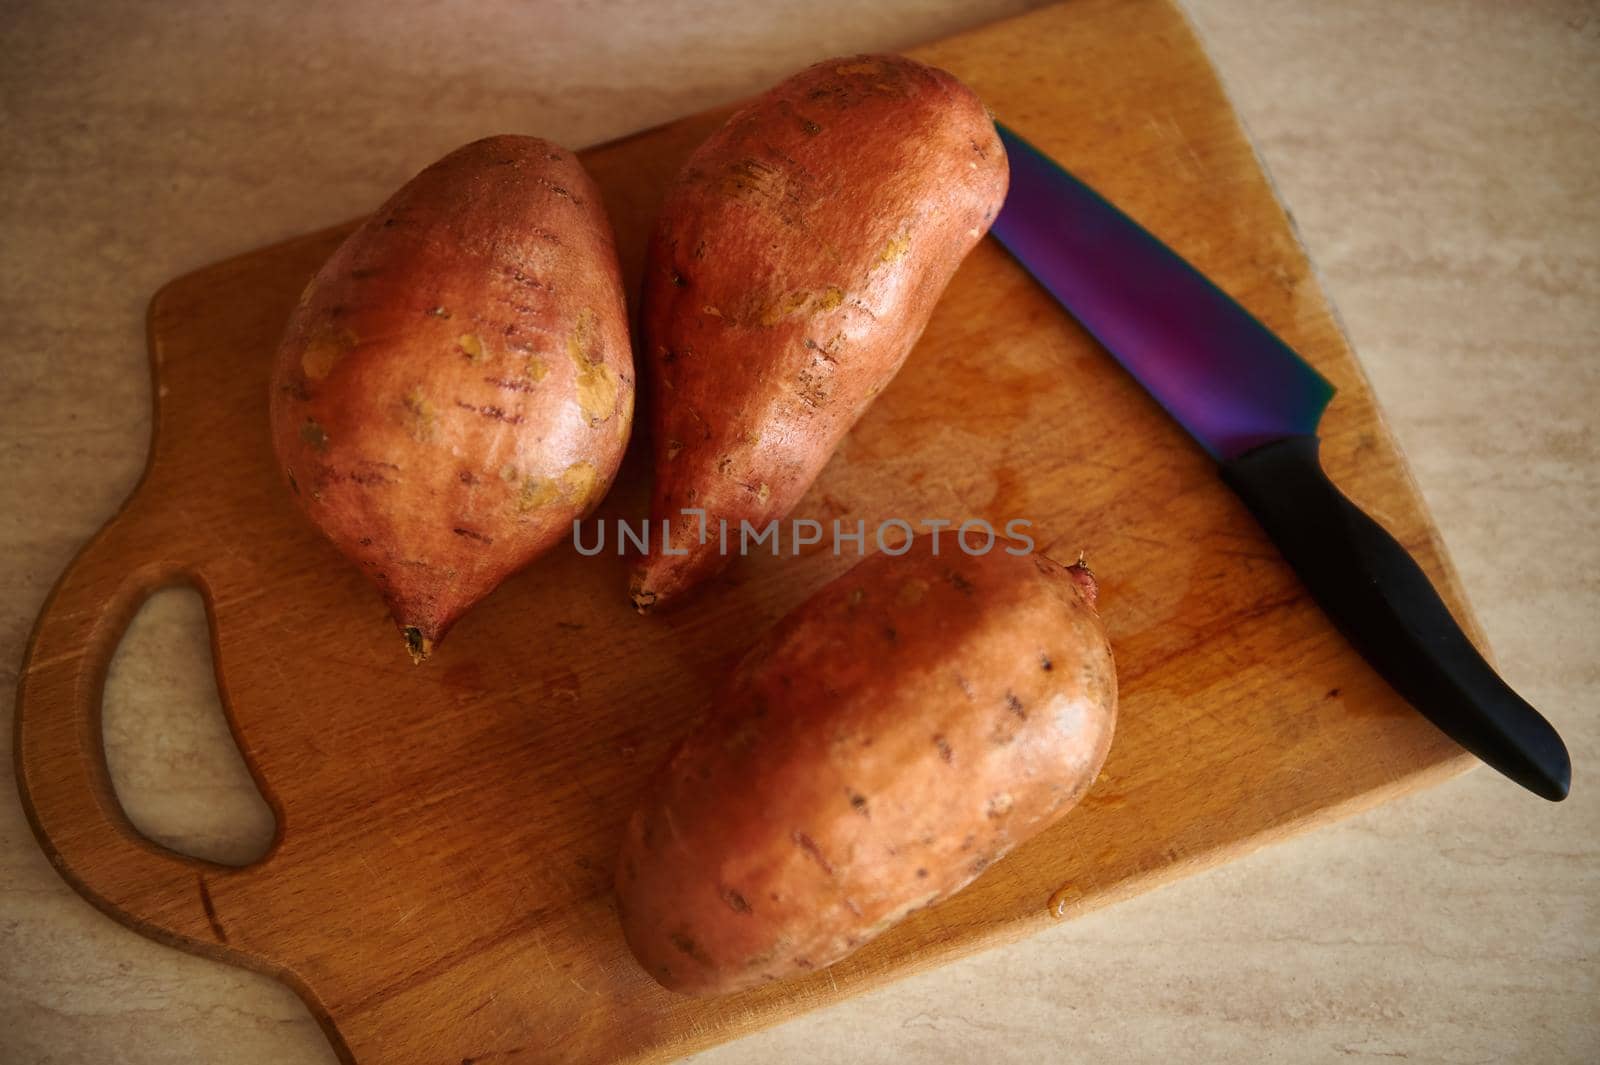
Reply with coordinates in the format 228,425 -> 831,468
990,122 -> 1570,801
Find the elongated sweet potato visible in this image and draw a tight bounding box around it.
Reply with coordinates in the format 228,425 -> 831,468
616,537 -> 1116,995
630,55 -> 1009,611
270,136 -> 633,660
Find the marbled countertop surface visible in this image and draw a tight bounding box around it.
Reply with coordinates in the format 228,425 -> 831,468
2,1 -> 1595,1062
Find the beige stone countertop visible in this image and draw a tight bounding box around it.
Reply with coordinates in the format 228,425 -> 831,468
2,1 -> 1595,1062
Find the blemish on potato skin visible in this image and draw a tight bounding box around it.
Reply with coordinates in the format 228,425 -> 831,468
933,734 -> 953,763
300,327 -> 356,381
801,119 -> 822,135
722,889 -> 752,915
516,476 -> 559,513
875,231 -> 911,266
535,175 -> 578,202
561,460 -> 598,508
567,308 -> 620,424
615,387 -> 634,440
401,389 -> 437,442
759,290 -> 810,326
669,931 -> 712,966
427,305 -> 451,319
456,333 -> 486,361
299,419 -> 329,451
791,831 -> 835,876
454,400 -> 523,425
484,375 -> 541,394
896,578 -> 928,606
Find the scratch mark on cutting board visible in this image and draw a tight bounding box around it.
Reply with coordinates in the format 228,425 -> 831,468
196,875 -> 229,943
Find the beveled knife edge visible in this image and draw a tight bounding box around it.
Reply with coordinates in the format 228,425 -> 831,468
990,122 -> 1570,801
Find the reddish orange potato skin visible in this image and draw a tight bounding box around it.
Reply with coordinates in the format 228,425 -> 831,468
630,55 -> 1009,610
269,136 -> 634,659
616,538 -> 1116,995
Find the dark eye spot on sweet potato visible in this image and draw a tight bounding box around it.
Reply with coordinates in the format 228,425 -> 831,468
1005,691 -> 1026,719
670,931 -> 711,966
723,888 -> 752,915
791,831 -> 835,876
300,419 -> 329,451
849,793 -> 869,817
1041,653 -> 1053,671
947,569 -> 975,595
933,734 -> 953,763
916,867 -> 928,879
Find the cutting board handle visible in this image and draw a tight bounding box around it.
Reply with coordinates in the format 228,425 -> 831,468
15,507 -> 277,963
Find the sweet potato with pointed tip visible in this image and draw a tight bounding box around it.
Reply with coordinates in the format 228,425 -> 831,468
630,55 -> 1009,611
616,537 -> 1116,996
270,135 -> 633,661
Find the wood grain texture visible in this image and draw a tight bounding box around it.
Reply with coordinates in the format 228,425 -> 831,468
13,1 -> 1481,1062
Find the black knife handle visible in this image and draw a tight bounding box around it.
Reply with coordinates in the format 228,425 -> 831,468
1220,435 -> 1570,801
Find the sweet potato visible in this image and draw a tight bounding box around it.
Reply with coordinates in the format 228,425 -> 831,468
629,55 -> 1009,611
270,136 -> 633,661
616,537 -> 1116,995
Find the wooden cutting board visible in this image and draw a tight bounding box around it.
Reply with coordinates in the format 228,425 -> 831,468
16,0 -> 1480,1061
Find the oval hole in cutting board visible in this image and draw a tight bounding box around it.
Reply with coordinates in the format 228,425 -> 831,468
102,585 -> 275,866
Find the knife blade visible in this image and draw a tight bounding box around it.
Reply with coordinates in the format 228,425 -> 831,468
990,122 -> 1570,801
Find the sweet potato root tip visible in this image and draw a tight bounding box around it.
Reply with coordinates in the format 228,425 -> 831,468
629,579 -> 659,615
1066,556 -> 1098,606
403,626 -> 432,664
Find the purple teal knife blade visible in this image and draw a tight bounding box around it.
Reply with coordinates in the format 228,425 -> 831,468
990,122 -> 1335,461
